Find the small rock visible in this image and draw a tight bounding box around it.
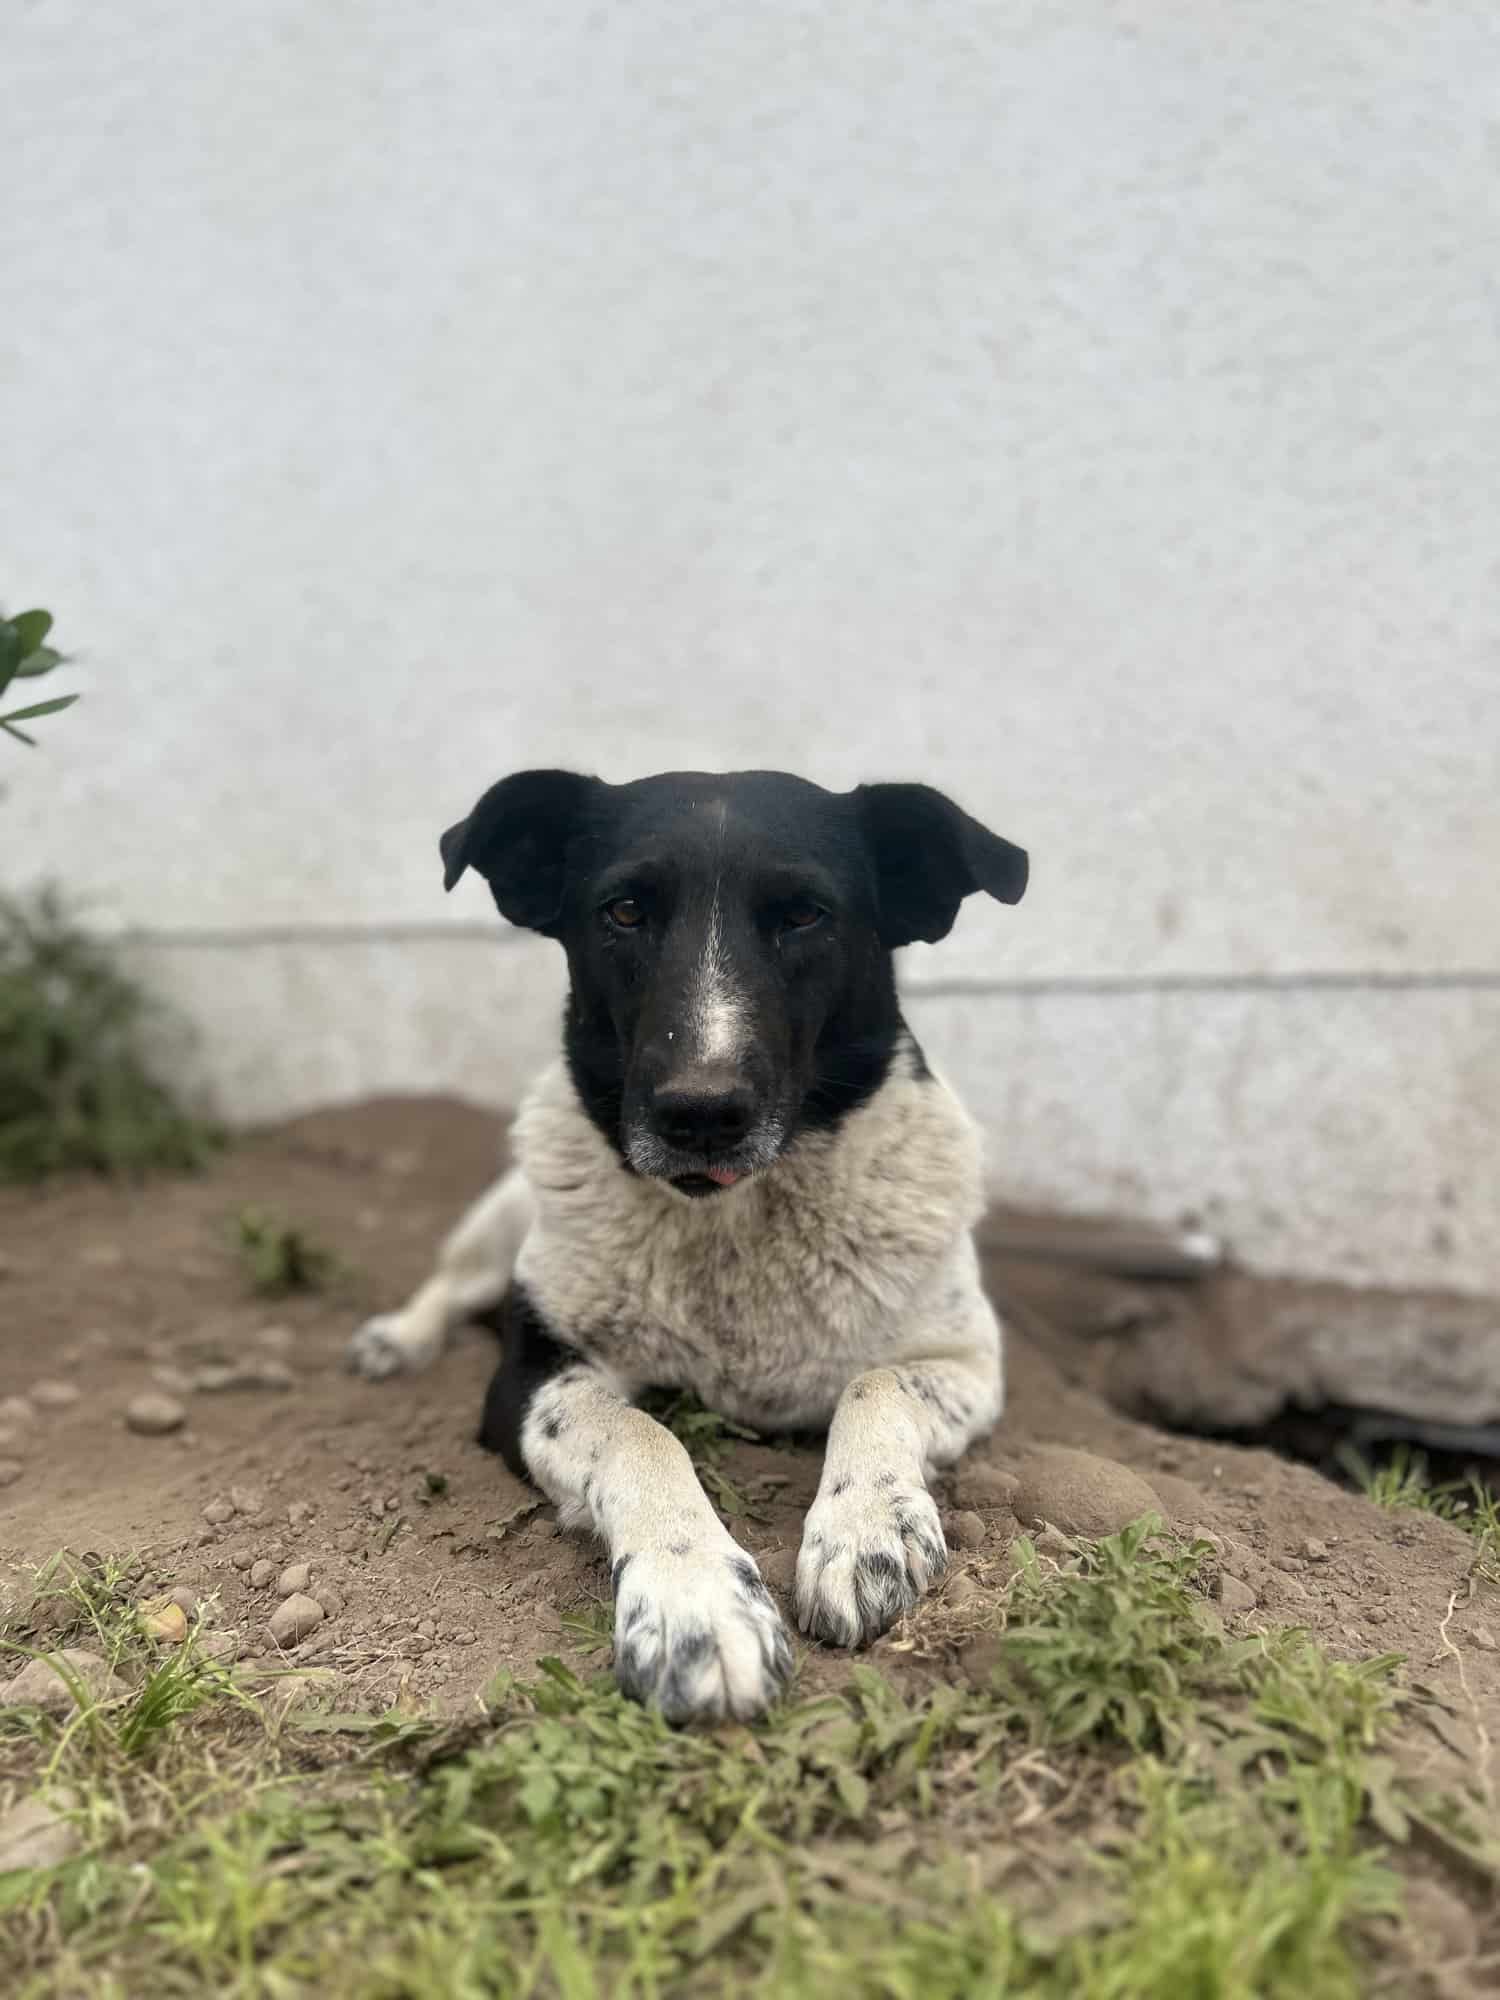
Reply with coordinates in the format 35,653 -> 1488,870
312,1585 -> 344,1619
150,1365 -> 197,1397
126,1392 -> 187,1437
203,1497 -> 235,1526
139,1600 -> 189,1645
168,1586 -> 200,1616
230,1550 -> 255,1572
0,1793 -> 80,1872
0,1396 -> 36,1426
29,1379 -> 80,1410
1469,1623 -> 1497,1653
756,1547 -> 798,1596
1215,1573 -> 1258,1614
0,1460 -> 21,1489
268,1595 -> 326,1649
1,1650 -> 127,1716
278,1563 -> 311,1597
943,1572 -> 981,1609
1011,1447 -> 1162,1540
946,1510 -> 988,1552
417,1618 -> 437,1640
334,1528 -> 363,1553
951,1463 -> 1021,1510
287,1501 -> 313,1529
230,1485 -> 266,1518
249,1560 -> 275,1589
384,1495 -> 401,1513
453,1629 -> 477,1646
198,1630 -> 240,1665
1302,1537 -> 1330,1562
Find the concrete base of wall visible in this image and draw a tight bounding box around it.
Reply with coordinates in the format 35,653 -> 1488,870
123,933 -> 1500,1298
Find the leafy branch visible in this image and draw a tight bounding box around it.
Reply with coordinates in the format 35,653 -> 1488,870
0,607 -> 77,743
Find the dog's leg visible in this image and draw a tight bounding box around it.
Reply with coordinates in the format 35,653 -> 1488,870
795,1348 -> 1001,1648
346,1169 -> 535,1380
482,1292 -> 793,1723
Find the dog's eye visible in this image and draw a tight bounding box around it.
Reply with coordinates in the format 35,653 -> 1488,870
604,897 -> 646,930
781,901 -> 825,933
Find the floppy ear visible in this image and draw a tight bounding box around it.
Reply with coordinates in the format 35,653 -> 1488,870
440,768 -> 601,935
855,782 -> 1028,948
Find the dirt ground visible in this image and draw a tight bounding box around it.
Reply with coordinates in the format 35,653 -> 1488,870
1,1094 -> 1498,1768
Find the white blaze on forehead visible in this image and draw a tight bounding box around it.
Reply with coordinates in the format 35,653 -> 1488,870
690,884 -> 748,1063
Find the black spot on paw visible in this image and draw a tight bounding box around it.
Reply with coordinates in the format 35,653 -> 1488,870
668,1539 -> 690,1558
729,1555 -> 773,1606
541,1412 -> 566,1441
611,1555 -> 632,1598
830,1477 -> 851,1498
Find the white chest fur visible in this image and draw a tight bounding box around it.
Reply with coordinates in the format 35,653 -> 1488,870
511,1050 -> 999,1430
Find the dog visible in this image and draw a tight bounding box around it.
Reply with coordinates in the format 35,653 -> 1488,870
349,768 -> 1027,1723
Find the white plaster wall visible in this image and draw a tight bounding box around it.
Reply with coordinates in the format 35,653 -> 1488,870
5,3 -> 1498,1289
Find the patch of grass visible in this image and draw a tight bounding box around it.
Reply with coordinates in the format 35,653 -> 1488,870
989,1515 -> 1230,1750
1342,1445 -> 1500,1588
233,1206 -> 335,1296
2,1519 -> 1482,1998
0,890 -> 221,1182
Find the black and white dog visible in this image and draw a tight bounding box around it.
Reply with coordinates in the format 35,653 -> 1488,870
349,769 -> 1027,1723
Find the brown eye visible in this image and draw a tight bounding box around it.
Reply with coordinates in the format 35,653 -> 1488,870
605,897 -> 645,930
782,901 -> 825,933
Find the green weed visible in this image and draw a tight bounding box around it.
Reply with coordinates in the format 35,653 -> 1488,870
233,1207 -> 335,1296
0,891 -> 220,1182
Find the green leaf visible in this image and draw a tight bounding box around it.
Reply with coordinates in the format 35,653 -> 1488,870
10,609 -> 53,653
14,645 -> 64,678
0,624 -> 20,699
0,694 -> 78,726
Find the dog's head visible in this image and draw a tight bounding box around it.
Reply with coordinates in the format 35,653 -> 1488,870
441,769 -> 1026,1197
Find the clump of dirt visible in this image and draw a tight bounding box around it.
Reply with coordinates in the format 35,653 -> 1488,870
1,1095 -> 1497,1755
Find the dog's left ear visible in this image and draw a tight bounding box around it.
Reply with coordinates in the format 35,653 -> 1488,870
440,768 -> 602,935
855,782 -> 1028,948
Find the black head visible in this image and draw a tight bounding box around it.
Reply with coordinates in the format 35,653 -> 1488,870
440,769 -> 1027,1197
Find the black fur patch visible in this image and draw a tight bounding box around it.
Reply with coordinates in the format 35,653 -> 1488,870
475,1284 -> 580,1482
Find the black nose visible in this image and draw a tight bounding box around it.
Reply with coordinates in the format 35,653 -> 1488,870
651,1077 -> 756,1152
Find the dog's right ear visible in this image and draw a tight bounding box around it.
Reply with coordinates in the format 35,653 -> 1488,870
440,768 -> 601,935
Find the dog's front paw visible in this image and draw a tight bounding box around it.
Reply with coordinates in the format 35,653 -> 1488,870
612,1545 -> 793,1724
346,1315 -> 427,1381
795,1478 -> 946,1648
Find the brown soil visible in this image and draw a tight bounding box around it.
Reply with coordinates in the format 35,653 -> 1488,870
2,1095 -> 1498,1779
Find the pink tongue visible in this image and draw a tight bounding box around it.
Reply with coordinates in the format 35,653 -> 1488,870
705,1166 -> 742,1187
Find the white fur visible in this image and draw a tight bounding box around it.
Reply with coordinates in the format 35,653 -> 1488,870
349,1045 -> 1003,1719
688,887 -> 747,1063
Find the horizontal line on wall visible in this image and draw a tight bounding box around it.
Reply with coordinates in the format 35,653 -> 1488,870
112,925 -> 1500,997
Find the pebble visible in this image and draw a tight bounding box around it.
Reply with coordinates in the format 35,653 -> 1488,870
0,1794 -> 81,1872
313,1585 -> 344,1619
287,1501 -> 314,1529
203,1497 -> 235,1526
150,1364 -> 197,1397
230,1485 -> 266,1518
943,1572 -> 981,1609
230,1550 -> 255,1572
756,1547 -> 798,1596
168,1586 -> 200,1616
1011,1447 -> 1162,1540
946,1510 -> 988,1552
1215,1573 -> 1258,1614
0,1395 -> 36,1425
453,1629 -> 478,1647
198,1630 -> 240,1665
1,1649 -> 127,1716
1301,1537 -> 1330,1562
1470,1623 -> 1497,1653
0,1459 -> 21,1489
125,1392 -> 187,1436
417,1618 -> 437,1640
268,1595 -> 326,1648
194,1361 -> 294,1393
139,1600 -> 189,1644
250,1560 -> 276,1589
950,1463 -> 1021,1511
30,1379 -> 80,1410
278,1563 -> 311,1597
334,1528 -> 363,1553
